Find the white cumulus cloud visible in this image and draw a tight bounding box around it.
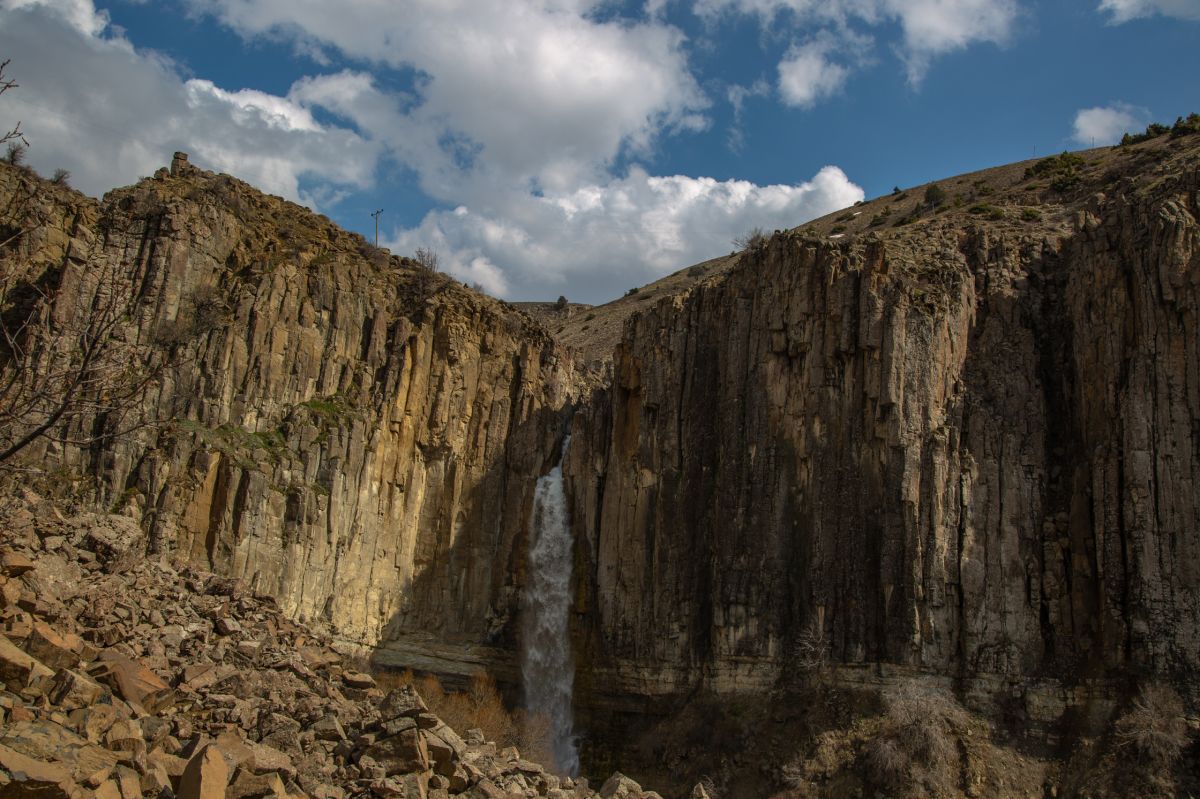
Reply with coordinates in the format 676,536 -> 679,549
385,166 -> 864,301
0,1 -> 380,204
181,0 -> 709,193
777,40 -> 851,108
1072,102 -> 1149,146
1098,0 -> 1200,22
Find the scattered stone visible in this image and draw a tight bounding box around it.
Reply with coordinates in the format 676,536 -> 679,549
177,744 -> 230,799
91,650 -> 171,712
599,772 -> 643,799
0,743 -> 81,799
49,669 -> 106,710
0,633 -> 54,688
341,670 -> 376,689
310,714 -> 346,741
0,494 -> 651,799
214,616 -> 242,636
1,551 -> 36,577
26,621 -> 83,670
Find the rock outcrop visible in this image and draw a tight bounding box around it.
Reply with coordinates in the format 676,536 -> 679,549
564,137 -> 1200,698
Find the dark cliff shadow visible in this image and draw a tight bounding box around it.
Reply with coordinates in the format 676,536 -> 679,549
367,395 -> 571,699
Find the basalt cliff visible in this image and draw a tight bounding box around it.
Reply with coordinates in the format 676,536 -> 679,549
2,131 -> 1199,798
0,153 -> 573,652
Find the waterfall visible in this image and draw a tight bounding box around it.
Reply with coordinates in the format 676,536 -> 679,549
521,435 -> 579,775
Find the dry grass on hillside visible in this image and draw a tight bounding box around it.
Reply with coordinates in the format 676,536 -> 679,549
375,668 -> 557,771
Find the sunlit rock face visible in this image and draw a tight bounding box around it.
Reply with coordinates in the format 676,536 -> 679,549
0,161 -> 574,649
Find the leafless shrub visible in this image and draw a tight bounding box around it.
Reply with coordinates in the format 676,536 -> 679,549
1114,684 -> 1190,768
413,246 -> 440,272
511,708 -> 556,769
154,284 -> 229,349
50,168 -> 70,187
864,736 -> 909,790
779,752 -> 807,790
1,60 -> 26,151
793,616 -> 829,673
4,143 -> 26,166
862,683 -> 966,795
732,226 -> 766,250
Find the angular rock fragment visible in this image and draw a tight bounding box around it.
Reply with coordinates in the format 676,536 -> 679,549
26,622 -> 83,670
48,669 -> 105,711
362,728 -> 430,776
598,772 -> 643,799
0,743 -> 83,799
341,670 -> 375,689
0,633 -> 54,689
176,744 -> 230,799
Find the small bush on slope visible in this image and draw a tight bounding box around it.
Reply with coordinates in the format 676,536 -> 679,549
375,668 -> 558,771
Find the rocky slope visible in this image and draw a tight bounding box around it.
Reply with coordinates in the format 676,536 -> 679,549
0,154 -> 574,649
0,491 -> 676,799
564,134 -> 1200,701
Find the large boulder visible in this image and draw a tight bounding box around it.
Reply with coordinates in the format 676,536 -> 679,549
599,772 -> 643,799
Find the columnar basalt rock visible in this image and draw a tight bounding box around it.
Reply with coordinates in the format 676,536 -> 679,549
4,137 -> 1199,753
564,147 -> 1200,697
0,162 -> 575,649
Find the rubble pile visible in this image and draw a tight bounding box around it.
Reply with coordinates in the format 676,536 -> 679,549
0,494 -> 664,799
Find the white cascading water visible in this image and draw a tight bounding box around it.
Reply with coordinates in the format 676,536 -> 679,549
521,435 -> 579,775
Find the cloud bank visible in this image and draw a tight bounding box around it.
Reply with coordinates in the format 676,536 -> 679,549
385,166 -> 864,298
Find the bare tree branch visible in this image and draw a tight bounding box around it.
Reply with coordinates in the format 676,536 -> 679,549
0,60 -> 27,150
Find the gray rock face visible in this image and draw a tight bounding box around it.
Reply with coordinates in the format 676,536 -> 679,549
565,151 -> 1200,694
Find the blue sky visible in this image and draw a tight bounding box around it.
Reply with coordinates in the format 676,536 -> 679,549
1,0 -> 1197,303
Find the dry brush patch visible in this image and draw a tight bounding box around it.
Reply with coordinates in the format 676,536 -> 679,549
861,684 -> 967,796
770,681 -> 1048,799
374,667 -> 558,771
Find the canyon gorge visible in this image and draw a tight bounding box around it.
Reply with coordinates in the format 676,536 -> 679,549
1,129 -> 1198,798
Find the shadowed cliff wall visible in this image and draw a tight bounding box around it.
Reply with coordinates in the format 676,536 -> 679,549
565,159 -> 1200,697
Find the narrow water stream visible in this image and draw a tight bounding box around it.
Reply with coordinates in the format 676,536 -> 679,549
521,435 -> 579,775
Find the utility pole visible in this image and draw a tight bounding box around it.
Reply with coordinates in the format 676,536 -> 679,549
371,209 -> 384,247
